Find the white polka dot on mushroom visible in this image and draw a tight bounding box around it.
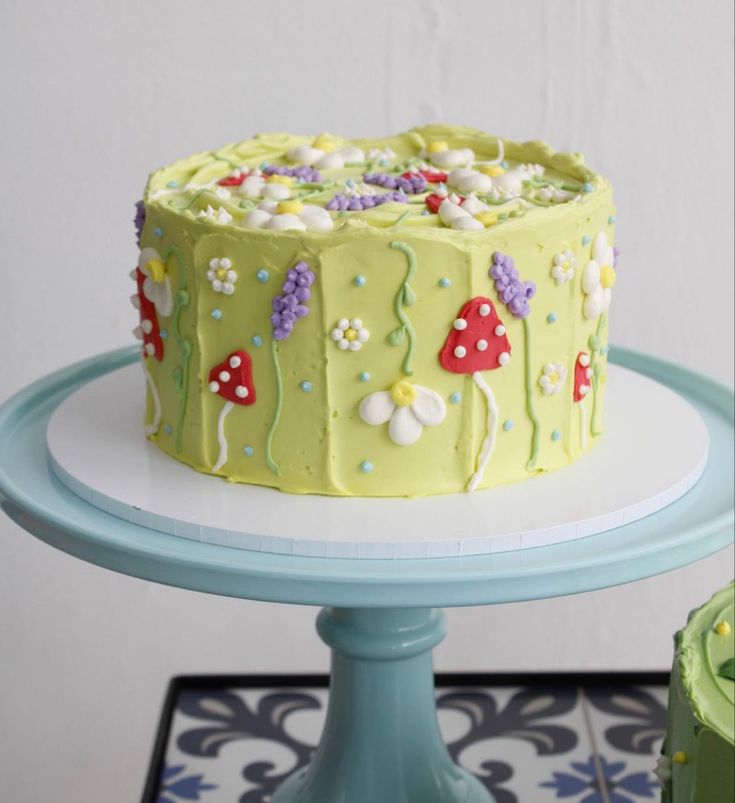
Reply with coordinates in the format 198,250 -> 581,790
219,371 -> 231,383
454,346 -> 467,358
476,339 -> 488,351
498,352 -> 510,366
495,325 -> 506,336
230,356 -> 242,368
453,319 -> 467,331
479,304 -> 491,317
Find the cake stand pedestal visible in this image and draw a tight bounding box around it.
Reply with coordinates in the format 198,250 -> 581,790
1,347 -> 732,803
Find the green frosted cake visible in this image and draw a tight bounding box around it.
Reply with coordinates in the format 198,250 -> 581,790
657,581 -> 735,801
131,124 -> 617,496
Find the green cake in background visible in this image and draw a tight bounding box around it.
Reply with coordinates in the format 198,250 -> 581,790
658,581 -> 735,801
131,124 -> 617,497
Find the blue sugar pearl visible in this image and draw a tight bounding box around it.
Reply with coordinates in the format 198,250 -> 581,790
243,445 -> 254,457
166,180 -> 179,189
608,215 -> 616,225
358,371 -> 371,382
551,430 -> 562,442
251,335 -> 263,348
582,235 -> 591,246
153,227 -> 163,238
160,329 -> 168,340
421,209 -> 430,216
299,381 -> 313,393
379,158 -> 390,167
256,269 -> 270,283
449,392 -> 462,404
503,420 -> 514,432
547,312 -> 557,324
210,308 -> 223,320
163,424 -> 173,435
601,345 -> 610,355
353,275 -> 366,287
500,160 -> 509,169
360,460 -> 374,474
439,277 -> 451,288
582,182 -> 594,193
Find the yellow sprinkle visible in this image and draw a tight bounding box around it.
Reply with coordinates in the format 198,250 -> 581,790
715,621 -> 732,636
313,134 -> 335,152
146,258 -> 166,283
267,175 -> 292,186
672,751 -> 688,764
479,164 -> 505,177
600,264 -> 617,289
276,200 -> 303,215
390,379 -> 417,407
474,212 -> 498,228
426,141 -> 448,154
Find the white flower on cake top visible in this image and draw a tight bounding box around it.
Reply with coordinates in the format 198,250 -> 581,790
359,380 -> 447,446
438,194 -> 496,231
538,363 -> 567,395
207,258 -> 237,295
448,163 -> 544,199
137,248 -> 173,316
582,232 -> 617,319
243,200 -> 334,232
331,318 -> 370,351
420,140 -> 475,169
287,135 -> 364,170
239,172 -> 293,201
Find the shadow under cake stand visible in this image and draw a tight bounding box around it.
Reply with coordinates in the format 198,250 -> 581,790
0,346 -> 732,803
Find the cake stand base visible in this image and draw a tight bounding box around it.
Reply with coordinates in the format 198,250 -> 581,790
272,607 -> 492,803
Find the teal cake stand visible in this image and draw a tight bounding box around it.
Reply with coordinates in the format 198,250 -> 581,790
1,347 -> 732,803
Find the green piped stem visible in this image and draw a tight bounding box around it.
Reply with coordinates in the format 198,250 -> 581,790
523,317 -> 541,470
265,337 -> 284,476
164,244 -> 191,454
388,241 -> 418,377
590,313 -> 607,436
209,150 -> 240,170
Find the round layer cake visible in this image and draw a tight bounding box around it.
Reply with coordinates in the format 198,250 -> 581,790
131,124 -> 617,496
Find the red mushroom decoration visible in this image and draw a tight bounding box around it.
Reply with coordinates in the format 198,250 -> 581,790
217,169 -> 250,187
574,352 -> 593,448
439,297 -> 511,491
402,169 -> 448,185
208,350 -> 256,472
132,267 -> 164,362
425,192 -> 466,215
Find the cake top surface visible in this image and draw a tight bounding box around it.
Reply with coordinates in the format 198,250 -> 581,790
144,124 -> 609,238
676,581 -> 735,744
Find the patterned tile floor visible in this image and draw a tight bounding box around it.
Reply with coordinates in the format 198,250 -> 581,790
144,673 -> 668,803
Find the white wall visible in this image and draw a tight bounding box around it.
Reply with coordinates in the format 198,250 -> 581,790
0,1 -> 732,801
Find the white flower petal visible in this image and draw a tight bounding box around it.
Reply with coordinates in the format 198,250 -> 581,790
359,391 -> 395,426
438,198 -> 467,226
410,386 -> 447,427
388,405 -> 424,446
241,176 -> 266,196
143,276 -> 173,317
582,261 -> 601,294
592,231 -> 609,264
242,209 -> 272,229
314,152 -> 345,170
263,183 -> 291,200
138,247 -> 160,272
287,145 -> 323,166
461,196 -> 489,215
267,214 -> 307,231
339,146 -> 365,164
299,210 -> 334,232
430,148 -> 475,169
452,216 -> 485,231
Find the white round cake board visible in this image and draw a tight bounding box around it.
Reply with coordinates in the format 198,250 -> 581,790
47,363 -> 709,560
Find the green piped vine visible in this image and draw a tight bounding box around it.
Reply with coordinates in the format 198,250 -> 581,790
265,337 -> 284,476
589,313 -> 607,436
387,241 -> 418,376
164,244 -> 192,453
522,317 -> 541,470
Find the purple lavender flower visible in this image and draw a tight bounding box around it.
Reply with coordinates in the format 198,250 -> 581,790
363,172 -> 427,194
325,192 -> 409,212
489,251 -> 536,319
271,261 -> 315,340
134,200 -> 145,247
262,164 -> 322,183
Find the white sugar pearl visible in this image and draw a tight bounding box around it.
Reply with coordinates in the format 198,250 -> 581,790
129,269 -> 138,280
454,346 -> 467,358
349,341 -> 362,352
495,325 -> 506,336
219,370 -> 231,382
223,284 -> 234,295
498,352 -> 510,366
338,318 -> 350,330
579,354 -> 590,367
132,326 -> 143,340
476,339 -> 488,351
579,385 -> 589,396
209,381 -> 220,393
357,328 -> 370,342
453,319 -> 468,330
141,319 -> 153,334
331,329 -> 344,341
229,355 -> 242,368
130,294 -> 140,309
235,385 -> 249,398
479,304 -> 491,317
144,343 -> 155,356
585,367 -> 593,379
351,318 -> 363,330
220,258 -> 232,269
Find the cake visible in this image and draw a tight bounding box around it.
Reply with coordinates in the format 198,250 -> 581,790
131,124 -> 617,497
657,581 -> 735,801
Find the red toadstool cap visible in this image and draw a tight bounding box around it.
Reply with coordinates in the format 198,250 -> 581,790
208,351 -> 256,405
574,352 -> 592,402
133,268 -> 164,361
439,297 -> 511,374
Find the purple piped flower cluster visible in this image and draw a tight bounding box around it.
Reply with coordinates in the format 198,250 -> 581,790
134,200 -> 145,247
262,164 -> 322,183
325,192 -> 408,212
489,252 -> 536,319
271,261 -> 315,341
363,172 -> 427,194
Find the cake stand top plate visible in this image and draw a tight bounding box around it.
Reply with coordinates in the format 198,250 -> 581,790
0,346 -> 732,608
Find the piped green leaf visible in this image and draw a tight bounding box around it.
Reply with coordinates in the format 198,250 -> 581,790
719,657 -> 735,681
402,284 -> 417,307
387,327 -> 405,346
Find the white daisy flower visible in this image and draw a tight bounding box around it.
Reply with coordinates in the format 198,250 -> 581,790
239,173 -> 293,201
420,141 -> 474,169
197,205 -> 233,225
539,363 -> 567,395
330,318 -> 370,351
366,147 -> 396,164
582,232 -> 617,319
287,135 -> 364,170
207,258 -> 237,295
242,199 -> 334,232
551,250 -> 577,285
438,194 -> 495,231
359,379 -> 447,446
136,247 -> 173,317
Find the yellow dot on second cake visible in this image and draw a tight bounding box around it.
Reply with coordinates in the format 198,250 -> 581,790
391,379 -> 417,407
474,212 -> 497,228
672,751 -> 688,764
600,264 -> 617,289
479,164 -> 505,177
146,258 -> 166,283
276,200 -> 303,215
426,141 -> 448,154
344,328 -> 358,342
715,620 -> 732,636
268,175 -> 292,186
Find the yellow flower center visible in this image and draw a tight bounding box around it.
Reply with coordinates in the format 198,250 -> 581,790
344,328 -> 358,342
313,134 -> 335,152
216,268 -> 228,280
549,371 -> 560,385
267,175 -> 293,186
478,164 -> 505,177
474,212 -> 498,228
600,264 -> 617,289
390,379 -> 418,407
562,260 -> 571,270
426,141 -> 448,154
276,200 -> 303,215
146,258 -> 166,283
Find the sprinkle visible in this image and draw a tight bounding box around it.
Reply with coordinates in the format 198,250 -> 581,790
672,751 -> 688,765
601,345 -> 610,355
153,227 -> 164,238
210,308 -> 223,320
582,235 -> 591,246
160,329 -> 168,339
251,335 -> 263,348
500,160 -> 509,169
582,182 -> 594,193
421,209 -> 430,216
243,445 -> 254,457
166,180 -> 179,189
715,621 -> 731,636
299,381 -> 313,392
163,424 -> 173,435
256,269 -> 270,283
353,275 -> 366,287
547,312 -> 557,324
439,277 -> 451,288
608,215 -> 616,224
449,392 -> 462,404
359,460 -> 374,474
551,430 -> 561,442
503,420 -> 514,432
358,371 -> 371,382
